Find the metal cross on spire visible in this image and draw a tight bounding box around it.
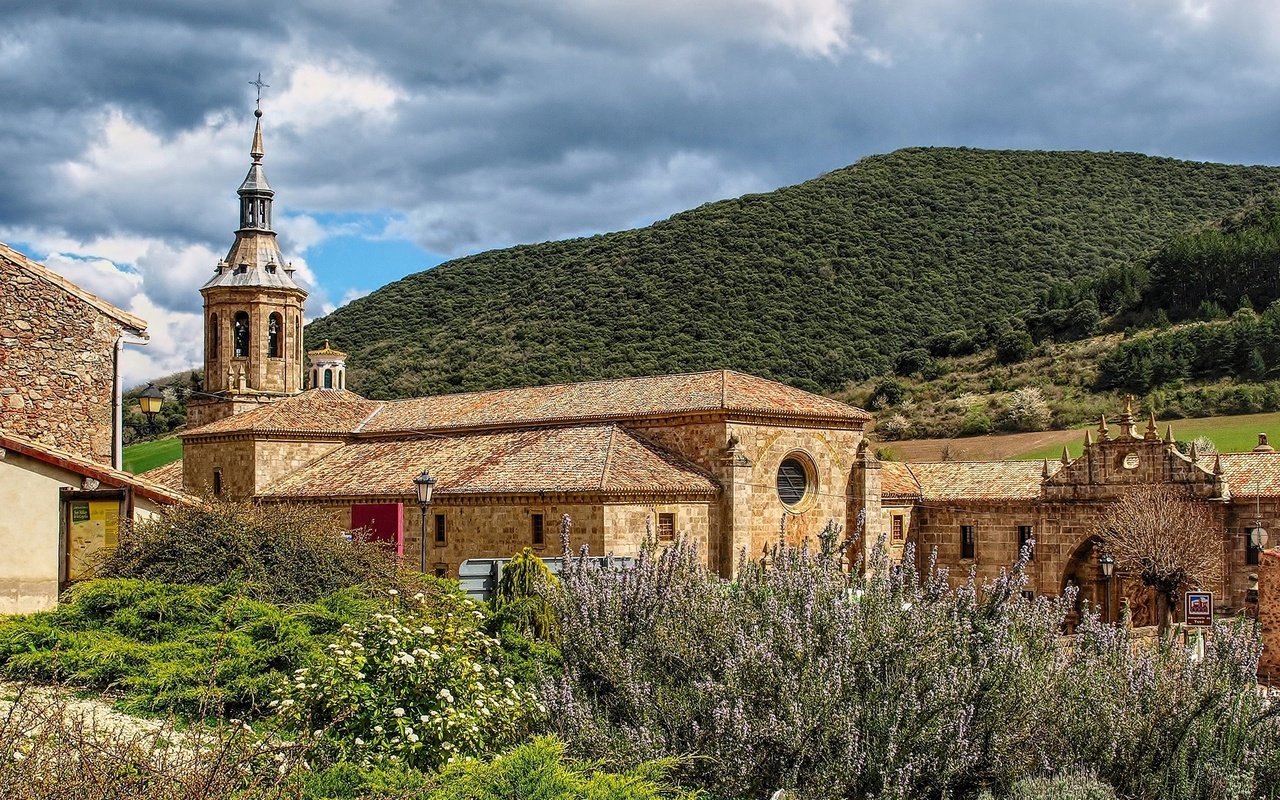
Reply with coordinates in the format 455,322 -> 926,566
249,72 -> 269,109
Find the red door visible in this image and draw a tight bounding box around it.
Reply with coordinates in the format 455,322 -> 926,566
351,503 -> 404,559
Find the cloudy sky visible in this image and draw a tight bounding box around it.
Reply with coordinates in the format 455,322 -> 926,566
4,1 -> 1280,384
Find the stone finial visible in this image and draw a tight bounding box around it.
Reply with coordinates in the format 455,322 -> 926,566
1061,445 -> 1071,465
1255,433 -> 1275,453
1164,424 -> 1175,444
1213,454 -> 1223,476
1117,395 -> 1138,439
1144,412 -> 1158,441
1189,441 -> 1199,463
1097,414 -> 1110,441
1042,459 -> 1051,479
1084,429 -> 1094,448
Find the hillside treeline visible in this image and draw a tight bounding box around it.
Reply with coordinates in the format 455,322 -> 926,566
305,148 -> 1280,398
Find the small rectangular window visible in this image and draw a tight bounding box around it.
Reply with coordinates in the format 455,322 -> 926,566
531,513 -> 545,546
434,513 -> 446,545
1248,530 -> 1262,566
1018,525 -> 1034,560
657,512 -> 675,542
433,563 -> 448,578
891,515 -> 904,543
212,470 -> 222,497
960,524 -> 976,560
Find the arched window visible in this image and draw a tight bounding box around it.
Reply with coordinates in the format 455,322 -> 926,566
324,368 -> 333,389
208,313 -> 219,360
268,313 -> 282,358
233,311 -> 250,358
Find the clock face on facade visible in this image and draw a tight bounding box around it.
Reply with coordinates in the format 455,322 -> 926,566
1122,452 -> 1140,470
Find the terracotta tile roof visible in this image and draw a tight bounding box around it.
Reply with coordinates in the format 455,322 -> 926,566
363,369 -> 868,434
880,461 -> 922,501
261,424 -> 719,499
0,242 -> 148,336
0,431 -> 186,504
181,389 -> 382,438
905,461 -> 1047,501
181,370 -> 868,439
140,458 -> 185,493
1216,452 -> 1280,497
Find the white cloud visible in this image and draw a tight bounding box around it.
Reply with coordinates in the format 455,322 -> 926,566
550,0 -> 857,57
38,253 -> 141,308
271,62 -> 402,126
340,287 -> 371,306
118,294 -> 203,387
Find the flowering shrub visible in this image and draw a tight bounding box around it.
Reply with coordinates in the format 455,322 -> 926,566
274,587 -> 543,771
547,523 -> 1280,800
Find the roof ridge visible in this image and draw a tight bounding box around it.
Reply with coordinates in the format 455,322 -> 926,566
352,402 -> 388,433
379,369 -> 730,408
0,242 -> 148,334
0,431 -> 185,503
600,425 -> 618,490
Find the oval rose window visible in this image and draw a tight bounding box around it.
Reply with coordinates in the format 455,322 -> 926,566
777,457 -> 810,507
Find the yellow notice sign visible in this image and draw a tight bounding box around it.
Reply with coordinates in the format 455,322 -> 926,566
67,500 -> 120,581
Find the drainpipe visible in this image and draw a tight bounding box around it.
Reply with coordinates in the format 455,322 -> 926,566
113,332 -> 150,470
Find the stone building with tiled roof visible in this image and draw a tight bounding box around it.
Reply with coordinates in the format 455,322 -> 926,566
161,117 -> 877,578
0,244 -> 183,613
163,104 -> 1279,626
177,369 -> 871,576
871,400 -> 1280,629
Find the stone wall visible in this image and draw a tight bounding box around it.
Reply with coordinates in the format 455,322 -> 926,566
182,438 -> 257,497
181,436 -> 344,497
634,417 -> 863,575
732,422 -> 864,562
0,256 -> 124,464
279,496 -> 714,577
1258,550 -> 1280,682
252,439 -> 345,493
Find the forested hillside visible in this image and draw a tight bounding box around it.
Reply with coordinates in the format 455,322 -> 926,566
306,147 -> 1280,398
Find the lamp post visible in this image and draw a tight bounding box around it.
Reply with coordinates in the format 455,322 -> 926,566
1099,551 -> 1115,624
1248,572 -> 1261,638
413,470 -> 437,574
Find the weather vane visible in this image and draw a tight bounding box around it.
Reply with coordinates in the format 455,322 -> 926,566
249,72 -> 269,110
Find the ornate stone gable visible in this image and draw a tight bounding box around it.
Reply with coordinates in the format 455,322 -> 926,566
1042,401 -> 1223,502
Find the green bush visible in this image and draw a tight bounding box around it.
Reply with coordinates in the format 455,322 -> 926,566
102,499 -> 396,603
0,579 -> 377,718
301,737 -> 698,799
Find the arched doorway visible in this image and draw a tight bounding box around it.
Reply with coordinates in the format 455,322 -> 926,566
1060,536 -> 1156,628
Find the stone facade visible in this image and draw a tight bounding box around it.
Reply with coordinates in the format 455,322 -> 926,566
200,287 -> 306,396
0,243 -> 148,466
887,408 -> 1266,629
285,495 -> 713,576
182,435 -> 344,497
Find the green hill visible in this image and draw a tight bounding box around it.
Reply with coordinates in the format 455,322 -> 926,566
305,147 -> 1280,398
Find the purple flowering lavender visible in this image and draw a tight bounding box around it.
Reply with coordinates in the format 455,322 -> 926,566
544,520 -> 1280,800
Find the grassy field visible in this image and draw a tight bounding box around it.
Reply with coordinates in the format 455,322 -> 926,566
122,437 -> 182,474
888,410 -> 1280,463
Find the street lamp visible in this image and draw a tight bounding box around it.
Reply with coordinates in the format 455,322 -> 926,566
137,383 -> 165,429
1099,551 -> 1115,623
413,470 -> 437,574
124,383 -> 167,441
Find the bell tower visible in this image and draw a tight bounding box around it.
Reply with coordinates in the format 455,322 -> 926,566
187,101 -> 308,429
